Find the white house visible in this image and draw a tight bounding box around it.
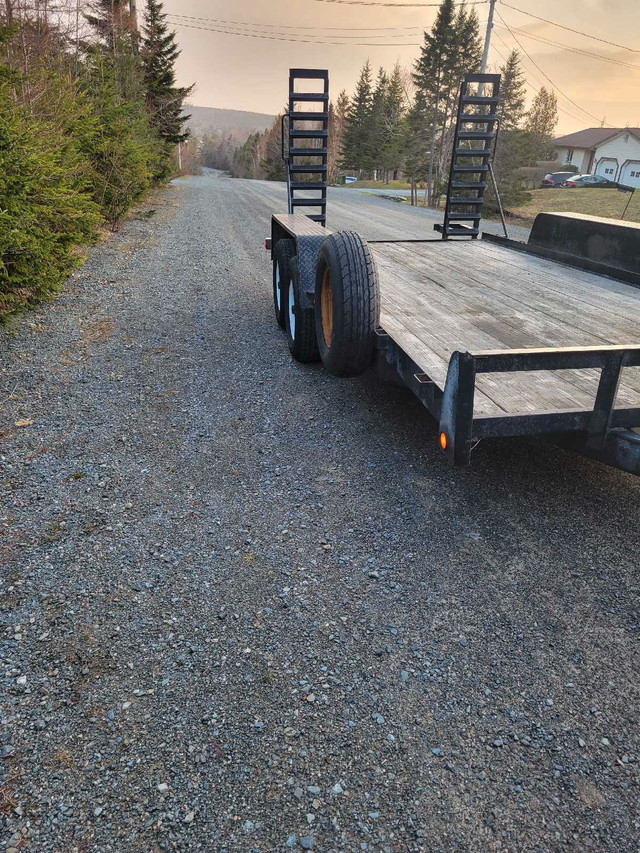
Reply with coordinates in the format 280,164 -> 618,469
553,127 -> 640,187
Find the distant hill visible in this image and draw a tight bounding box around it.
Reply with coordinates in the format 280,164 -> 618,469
186,106 -> 276,142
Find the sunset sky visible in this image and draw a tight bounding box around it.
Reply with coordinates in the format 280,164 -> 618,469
161,0 -> 640,134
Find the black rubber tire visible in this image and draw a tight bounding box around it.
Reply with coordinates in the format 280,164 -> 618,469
314,231 -> 380,377
273,238 -> 295,329
285,256 -> 320,363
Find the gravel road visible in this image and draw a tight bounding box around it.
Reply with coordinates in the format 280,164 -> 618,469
1,170 -> 638,853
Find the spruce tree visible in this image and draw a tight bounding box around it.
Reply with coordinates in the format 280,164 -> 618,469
85,0 -> 135,54
341,60 -> 373,173
524,86 -> 558,159
141,0 -> 193,145
369,67 -> 388,177
380,63 -> 406,181
498,50 -> 526,131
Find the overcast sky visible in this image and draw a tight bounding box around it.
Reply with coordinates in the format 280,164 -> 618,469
160,0 -> 640,134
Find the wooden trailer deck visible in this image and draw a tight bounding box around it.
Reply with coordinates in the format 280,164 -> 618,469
370,240 -> 640,417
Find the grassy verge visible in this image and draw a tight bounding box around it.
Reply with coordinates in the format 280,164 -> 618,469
503,187 -> 640,227
344,179 -> 411,190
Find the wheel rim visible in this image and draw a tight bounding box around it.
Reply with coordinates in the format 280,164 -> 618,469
275,265 -> 281,311
320,267 -> 333,347
288,279 -> 296,339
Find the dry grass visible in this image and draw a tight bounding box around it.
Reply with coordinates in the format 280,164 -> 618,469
505,187 -> 640,226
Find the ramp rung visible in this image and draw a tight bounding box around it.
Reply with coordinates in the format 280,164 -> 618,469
451,181 -> 486,189
289,165 -> 327,173
290,131 -> 327,139
290,92 -> 328,102
290,69 -> 328,80
460,114 -> 498,122
290,147 -> 327,156
455,148 -> 491,156
291,199 -> 327,207
458,132 -> 494,140
448,197 -> 484,205
452,165 -> 489,173
291,181 -> 327,190
290,112 -> 328,121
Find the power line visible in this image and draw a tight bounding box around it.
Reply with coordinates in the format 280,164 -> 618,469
167,20 -> 423,46
313,0 -> 486,5
500,2 -> 639,54
495,10 -> 609,124
492,29 -> 592,124
168,13 -> 425,31
167,15 -> 421,38
494,22 -> 640,71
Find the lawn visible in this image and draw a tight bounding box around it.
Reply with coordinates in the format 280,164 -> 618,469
344,179 -> 411,190
343,181 -> 640,226
505,187 -> 640,226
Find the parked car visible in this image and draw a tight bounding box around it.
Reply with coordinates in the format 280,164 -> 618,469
540,171 -> 577,188
561,174 -> 618,188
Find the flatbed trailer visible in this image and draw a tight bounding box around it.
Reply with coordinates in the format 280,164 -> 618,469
266,70 -> 640,474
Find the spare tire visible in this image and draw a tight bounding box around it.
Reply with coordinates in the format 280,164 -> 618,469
286,256 -> 320,363
273,238 -> 295,329
314,231 -> 380,377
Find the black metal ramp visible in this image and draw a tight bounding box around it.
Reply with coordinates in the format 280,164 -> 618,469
285,69 -> 329,226
438,73 -> 501,240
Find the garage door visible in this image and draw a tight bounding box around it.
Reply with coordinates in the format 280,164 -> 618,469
619,160 -> 640,188
595,158 -> 618,179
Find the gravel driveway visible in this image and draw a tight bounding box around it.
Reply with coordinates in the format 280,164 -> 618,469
1,170 -> 638,853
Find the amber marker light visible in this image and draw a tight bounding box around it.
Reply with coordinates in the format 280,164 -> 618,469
439,432 -> 447,450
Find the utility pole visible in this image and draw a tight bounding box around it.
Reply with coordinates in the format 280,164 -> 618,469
480,0 -> 497,74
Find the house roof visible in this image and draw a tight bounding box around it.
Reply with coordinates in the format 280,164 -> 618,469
554,127 -> 640,150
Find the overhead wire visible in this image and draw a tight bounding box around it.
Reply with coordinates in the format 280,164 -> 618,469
492,28 -> 592,124
168,13 -> 425,31
495,10 -> 611,125
166,19 -> 423,46
312,0 -> 486,5
493,22 -> 640,71
499,2 -> 639,54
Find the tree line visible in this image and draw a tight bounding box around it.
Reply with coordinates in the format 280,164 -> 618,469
0,0 -> 192,319
232,0 -> 559,206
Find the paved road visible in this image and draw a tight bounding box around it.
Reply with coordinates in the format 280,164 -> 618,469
1,170 -> 638,853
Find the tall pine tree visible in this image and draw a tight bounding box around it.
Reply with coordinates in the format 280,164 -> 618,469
498,50 -> 526,131
524,86 -> 558,159
141,0 -> 193,145
412,0 -> 481,203
341,60 -> 373,173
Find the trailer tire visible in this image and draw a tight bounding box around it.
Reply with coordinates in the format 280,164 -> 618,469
286,257 -> 320,363
273,238 -> 295,329
315,231 -> 380,377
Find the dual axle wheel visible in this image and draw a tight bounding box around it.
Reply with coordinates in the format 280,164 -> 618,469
272,231 -> 380,377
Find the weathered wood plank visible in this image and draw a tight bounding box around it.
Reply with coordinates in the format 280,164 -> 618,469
370,240 -> 640,418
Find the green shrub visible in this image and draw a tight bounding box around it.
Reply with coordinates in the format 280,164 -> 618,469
0,82 -> 101,318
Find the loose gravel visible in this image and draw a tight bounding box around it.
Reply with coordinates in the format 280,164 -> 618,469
1,171 -> 638,852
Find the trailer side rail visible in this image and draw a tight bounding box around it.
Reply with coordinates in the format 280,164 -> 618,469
438,345 -> 640,465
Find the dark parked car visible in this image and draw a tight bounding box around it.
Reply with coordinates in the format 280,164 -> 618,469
561,174 -> 618,188
540,171 -> 577,188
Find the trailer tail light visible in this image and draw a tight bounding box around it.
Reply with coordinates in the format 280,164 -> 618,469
264,238 -> 272,251
439,432 -> 448,450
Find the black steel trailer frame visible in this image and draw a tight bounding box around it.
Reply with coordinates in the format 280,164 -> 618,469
270,215 -> 640,475
268,69 -> 640,475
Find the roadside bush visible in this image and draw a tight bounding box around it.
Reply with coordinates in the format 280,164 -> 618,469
0,82 -> 101,318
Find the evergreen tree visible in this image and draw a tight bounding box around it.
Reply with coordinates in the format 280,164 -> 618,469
380,62 -> 407,181
85,0 -> 136,54
369,67 -> 388,176
498,50 -> 526,131
524,86 -> 558,159
341,60 -> 373,173
328,89 -> 350,181
412,0 -> 481,203
140,0 -> 193,145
